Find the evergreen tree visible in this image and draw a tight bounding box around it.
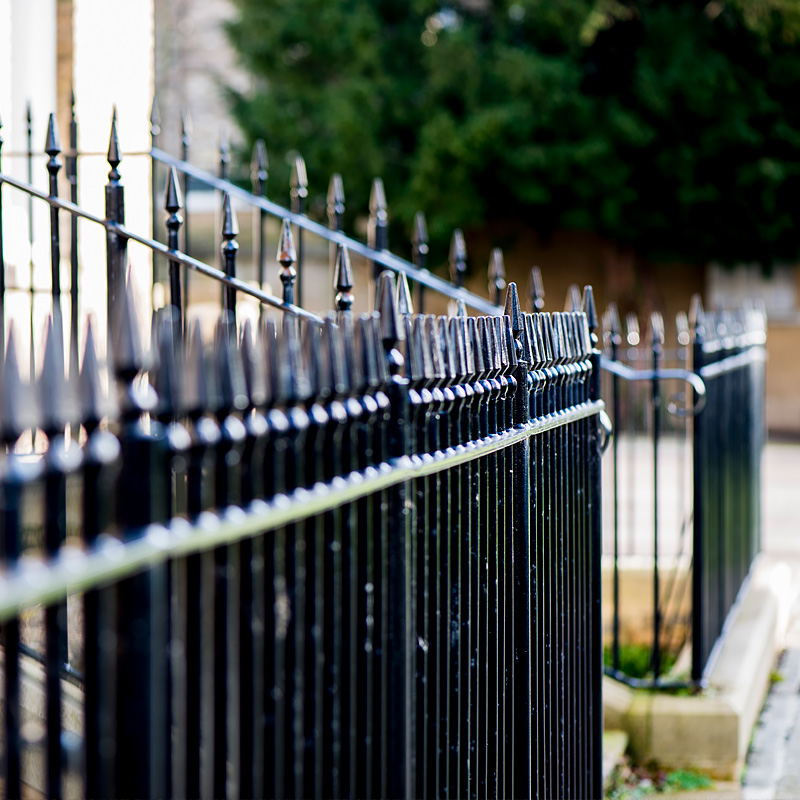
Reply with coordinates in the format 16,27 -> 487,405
226,0 -> 800,266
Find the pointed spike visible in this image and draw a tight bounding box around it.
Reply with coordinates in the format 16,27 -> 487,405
219,125 -> 230,156
403,317 -> 419,381
369,177 -> 387,214
45,112 -> 61,155
376,271 -> 404,347
291,155 -> 308,192
607,302 -> 621,335
528,266 -> 545,312
261,318 -> 282,406
323,314 -> 347,395
39,315 -> 77,431
114,276 -> 145,378
425,316 -> 444,381
251,139 -> 268,195
81,320 -> 116,424
152,311 -> 184,419
649,311 -> 665,346
397,272 -> 414,316
503,282 -> 523,335
1,327 -> 37,442
412,211 -> 429,270
488,248 -> 507,304
277,219 -> 297,267
302,321 -> 324,398
356,314 -> 380,389
491,316 -> 504,371
221,193 -> 239,238
241,320 -> 267,408
689,294 -> 705,331
448,317 -> 467,378
180,107 -> 193,142
164,166 -> 183,213
215,316 -> 248,412
416,317 -> 435,381
149,96 -> 161,134
282,316 -> 311,402
106,113 -> 121,166
334,245 -> 354,313
469,317 -> 485,374
581,285 -> 598,332
456,299 -> 468,318
327,172 -> 345,205
566,284 -> 582,313
339,315 -> 363,392
449,229 -> 467,286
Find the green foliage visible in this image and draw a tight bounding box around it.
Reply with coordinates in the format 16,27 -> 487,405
226,0 -> 800,267
604,643 -> 678,680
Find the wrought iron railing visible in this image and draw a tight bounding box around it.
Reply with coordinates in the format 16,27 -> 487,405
0,106 -> 606,800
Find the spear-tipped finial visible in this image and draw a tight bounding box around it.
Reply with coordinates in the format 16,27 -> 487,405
1,327 -> 37,444
180,107 -> 193,147
327,173 -> 345,230
529,266 -> 545,311
215,315 -> 248,412
277,219 -> 297,305
456,298 -> 468,318
290,155 -> 308,211
606,302 -> 621,336
152,310 -> 185,420
581,285 -> 598,332
449,229 -> 467,287
221,192 -> 239,239
397,272 -> 414,316
488,248 -> 507,305
503,281 -> 524,336
45,112 -> 62,156
183,321 -> 209,417
114,276 -> 145,379
39,315 -> 78,432
107,111 -> 121,168
649,311 -> 665,347
164,166 -> 183,213
80,319 -> 116,426
241,319 -> 267,408
689,293 -> 705,340
412,211 -> 429,271
376,271 -> 405,375
149,96 -> 161,137
218,125 -> 231,179
251,139 -> 268,196
369,178 -> 389,254
566,283 -> 582,313
334,244 -> 354,313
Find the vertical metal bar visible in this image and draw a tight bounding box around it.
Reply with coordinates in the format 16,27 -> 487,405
221,193 -> 239,320
252,141 -> 268,320
164,167 -> 184,331
368,179 -> 388,286
584,286 -> 603,800
149,98 -> 161,303
412,212 -> 428,314
504,284 -> 532,800
105,113 -> 125,340
180,110 -> 191,310
26,104 -> 35,404
68,94 -> 79,345
45,114 -> 62,314
691,298 -> 706,681
81,322 -> 120,800
651,315 -> 663,679
290,156 -> 307,307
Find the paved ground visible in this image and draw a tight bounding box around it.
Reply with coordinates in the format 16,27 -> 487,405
741,440 -> 800,800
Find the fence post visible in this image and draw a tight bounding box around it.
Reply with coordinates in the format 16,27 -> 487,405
164,167 -> 183,330
583,285 -> 603,800
45,114 -> 62,316
221,193 -> 239,319
690,294 -> 706,682
503,282 -> 532,800
376,271 -> 412,799
105,112 -> 126,339
113,281 -> 170,800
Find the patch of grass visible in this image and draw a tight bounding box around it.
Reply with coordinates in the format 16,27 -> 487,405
604,643 -> 679,680
606,757 -> 713,799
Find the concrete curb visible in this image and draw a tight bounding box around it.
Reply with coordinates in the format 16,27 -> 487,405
604,556 -> 797,779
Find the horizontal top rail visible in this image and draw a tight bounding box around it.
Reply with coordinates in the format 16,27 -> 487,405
151,147 -> 503,316
0,169 -> 327,326
0,397 -> 603,622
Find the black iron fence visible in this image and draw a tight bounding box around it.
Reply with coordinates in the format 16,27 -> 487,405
600,298 -> 766,686
0,106 -> 607,799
